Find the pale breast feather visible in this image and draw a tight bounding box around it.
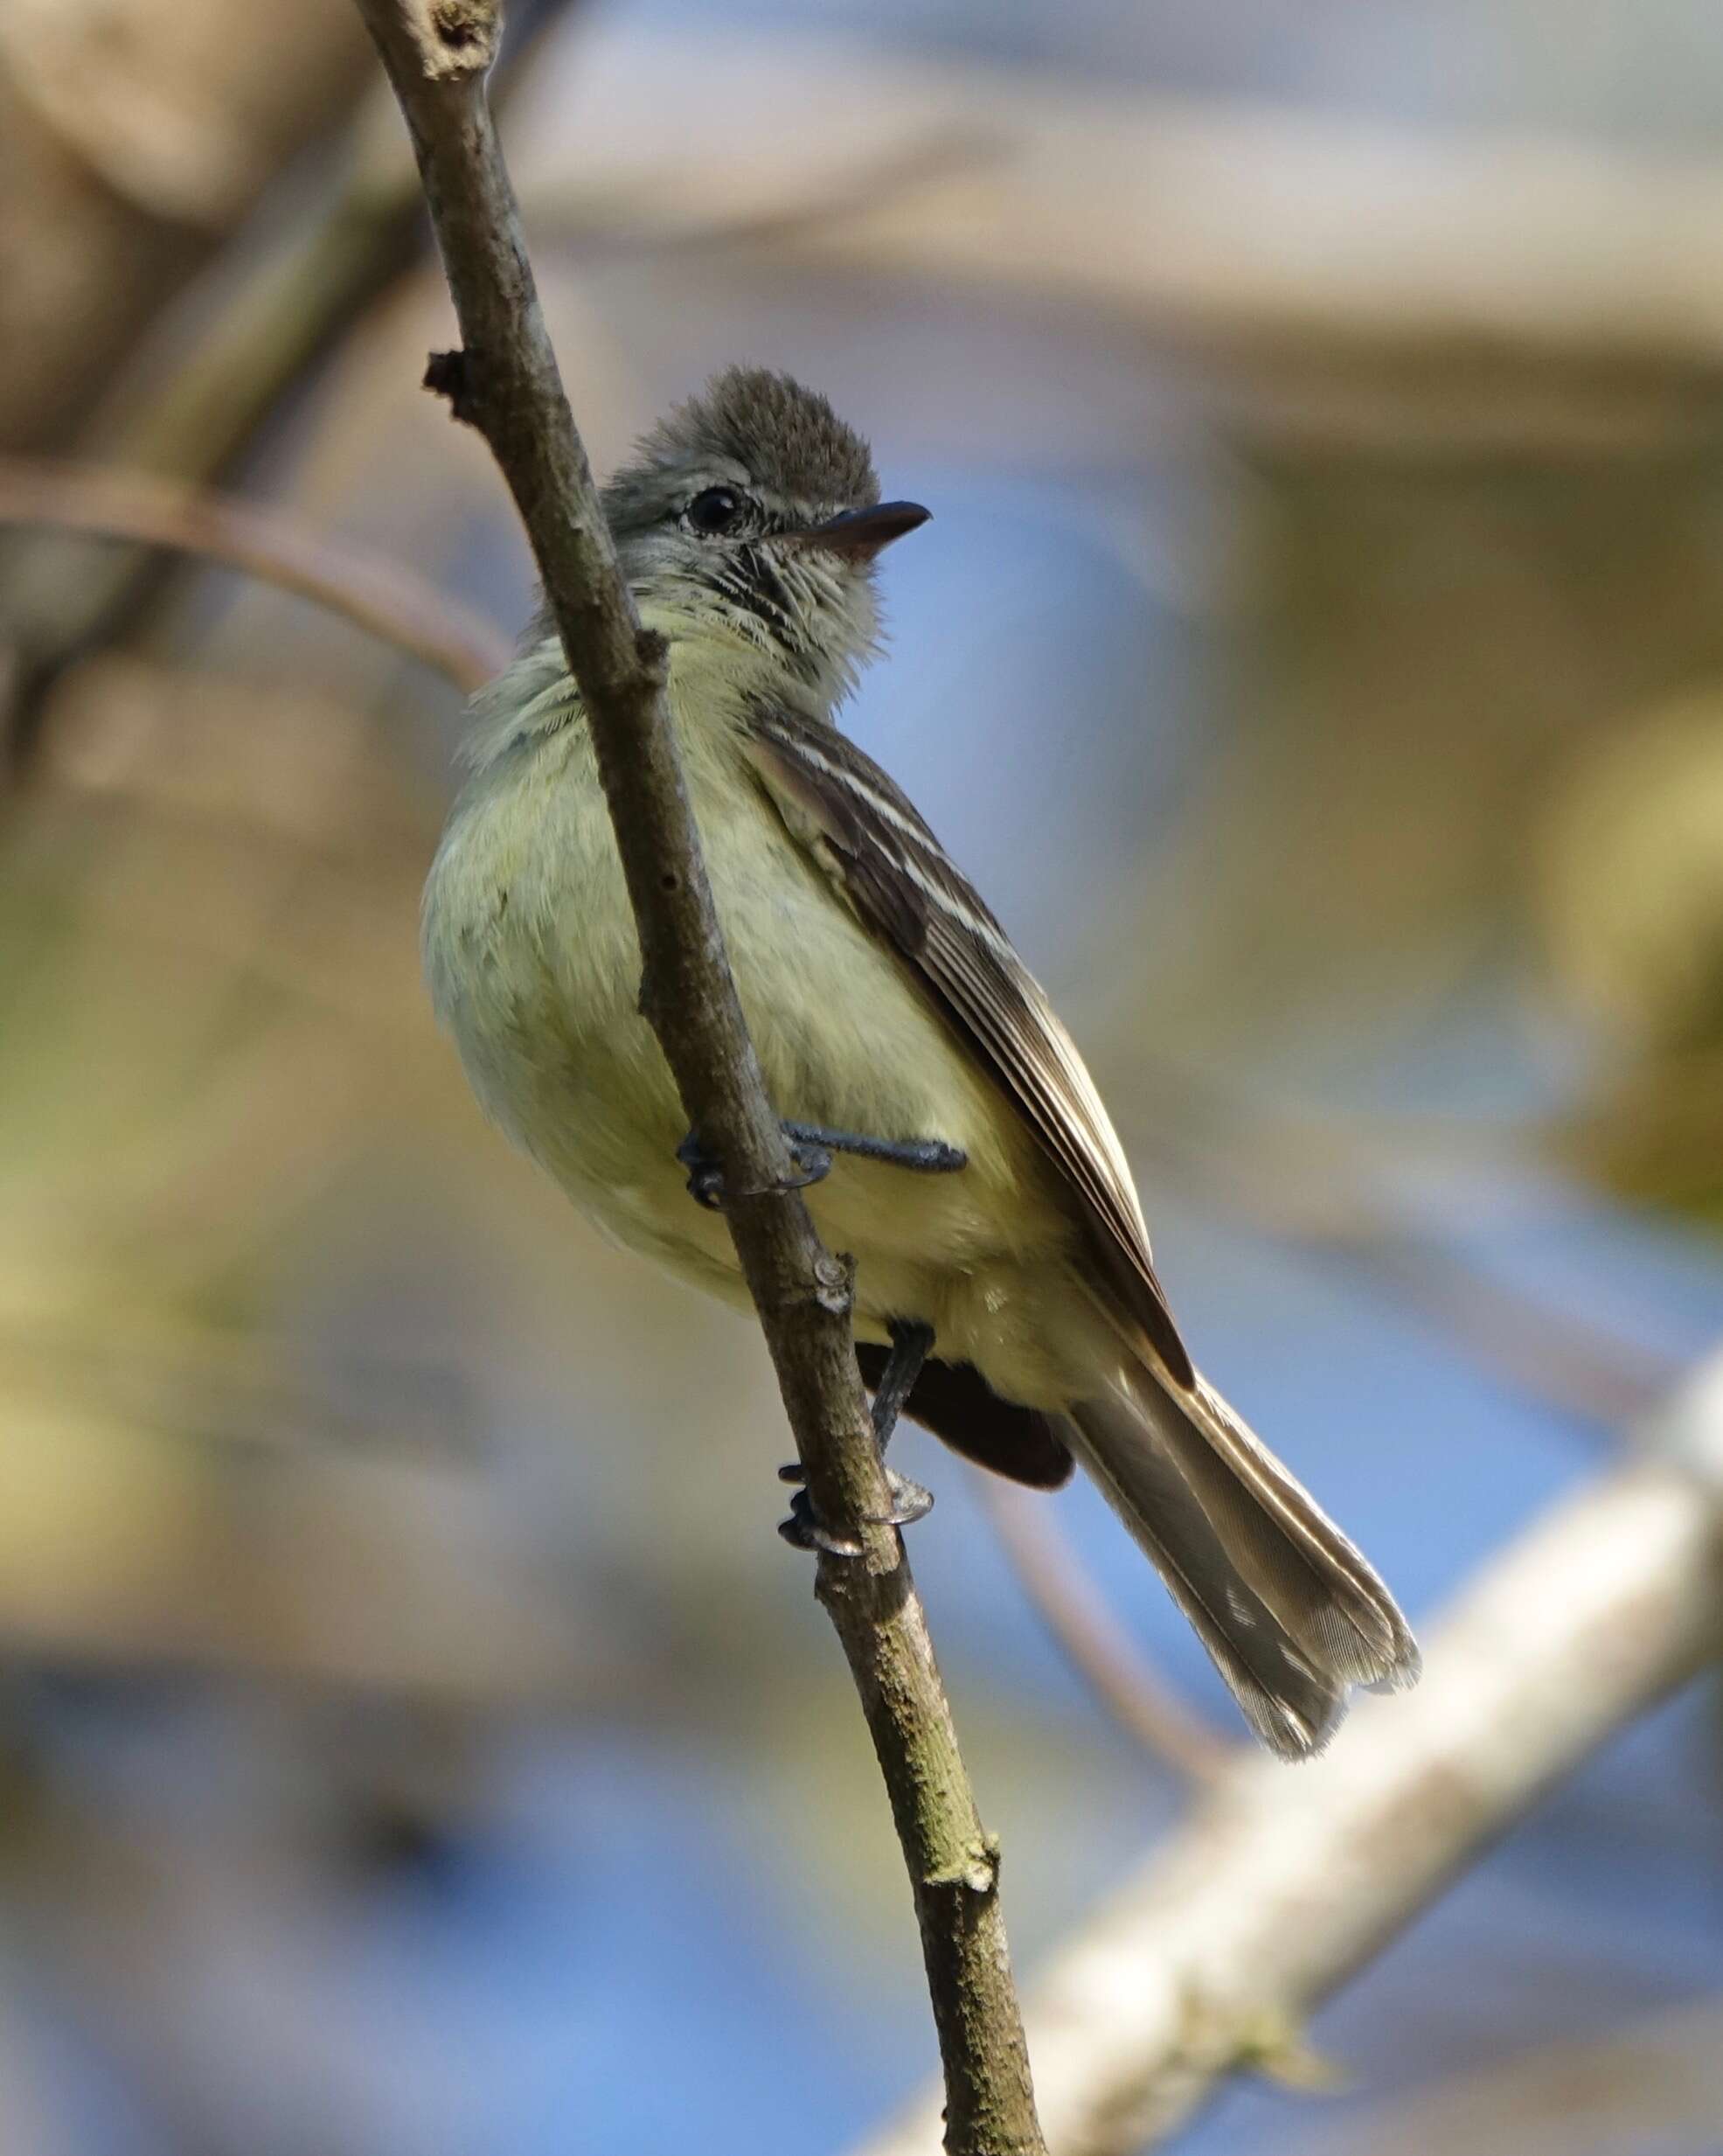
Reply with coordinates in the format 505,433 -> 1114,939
743,704 -> 1195,1388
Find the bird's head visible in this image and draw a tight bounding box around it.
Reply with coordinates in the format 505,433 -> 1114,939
603,367 -> 928,709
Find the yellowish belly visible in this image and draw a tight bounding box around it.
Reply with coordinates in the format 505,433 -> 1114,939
423,704 -> 1092,1405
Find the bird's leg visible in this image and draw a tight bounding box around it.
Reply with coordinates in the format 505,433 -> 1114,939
779,1318 -> 936,1554
864,1317 -> 935,1451
676,1122 -> 966,1211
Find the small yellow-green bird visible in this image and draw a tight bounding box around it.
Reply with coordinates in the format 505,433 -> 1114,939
422,367 -> 1420,1756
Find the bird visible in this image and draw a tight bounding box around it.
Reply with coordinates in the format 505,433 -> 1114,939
421,365 -> 1421,1757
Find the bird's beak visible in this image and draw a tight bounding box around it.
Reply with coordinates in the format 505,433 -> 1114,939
782,501 -> 931,560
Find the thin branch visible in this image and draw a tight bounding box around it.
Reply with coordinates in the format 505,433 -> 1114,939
853,1346 -> 1723,2156
0,461 -> 511,696
971,1476 -> 1232,1786
351,6 -> 1046,2149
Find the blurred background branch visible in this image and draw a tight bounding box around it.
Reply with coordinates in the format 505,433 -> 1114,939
0,0 -> 575,777
518,31 -> 1723,450
972,1477 -> 1233,1787
0,461 -> 511,696
1278,1994 -> 1723,2156
858,1349 -> 1723,2156
1123,1071 -> 1680,1432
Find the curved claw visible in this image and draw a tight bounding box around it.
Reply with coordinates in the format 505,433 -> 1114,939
677,1130 -> 831,1212
878,1471 -> 934,1527
777,1465 -> 934,1553
785,1135 -> 834,1190
777,1487 -> 865,1557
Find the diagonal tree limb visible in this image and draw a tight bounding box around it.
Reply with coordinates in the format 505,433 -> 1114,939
852,1349 -> 1723,2156
971,1474 -> 1233,1787
351,5 -> 1046,2149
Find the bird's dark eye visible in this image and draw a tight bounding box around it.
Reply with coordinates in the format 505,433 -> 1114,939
685,486 -> 744,535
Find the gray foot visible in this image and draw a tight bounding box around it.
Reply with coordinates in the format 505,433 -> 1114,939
675,1126 -> 830,1212
776,1462 -> 935,1554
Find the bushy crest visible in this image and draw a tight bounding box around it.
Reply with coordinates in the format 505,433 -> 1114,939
615,367 -> 879,511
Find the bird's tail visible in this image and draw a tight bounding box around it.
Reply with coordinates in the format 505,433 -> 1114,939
1062,1371 -> 1420,1758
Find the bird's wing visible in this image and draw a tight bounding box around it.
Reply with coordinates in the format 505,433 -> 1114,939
743,704 -> 1194,1386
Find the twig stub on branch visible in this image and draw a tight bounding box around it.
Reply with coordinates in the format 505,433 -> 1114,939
422,346 -> 477,419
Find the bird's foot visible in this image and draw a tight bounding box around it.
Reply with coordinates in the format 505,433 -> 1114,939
776,1319 -> 938,1551
775,1461 -> 934,1555
675,1122 -> 965,1212
675,1126 -> 831,1212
